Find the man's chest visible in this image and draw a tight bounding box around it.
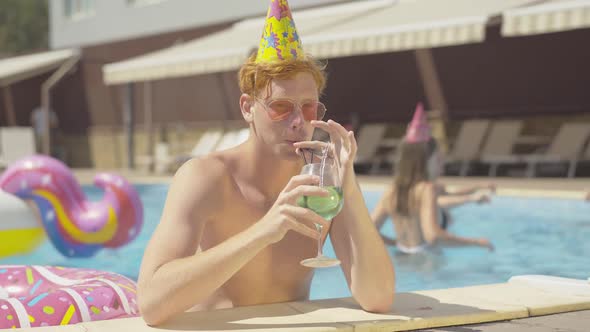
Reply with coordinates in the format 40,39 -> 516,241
207,183 -> 316,260
203,197 -> 317,262
201,195 -> 317,302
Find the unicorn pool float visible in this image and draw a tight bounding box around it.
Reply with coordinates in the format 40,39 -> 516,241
0,155 -> 143,328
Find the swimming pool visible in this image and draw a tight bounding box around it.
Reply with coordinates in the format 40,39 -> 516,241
1,184 -> 588,300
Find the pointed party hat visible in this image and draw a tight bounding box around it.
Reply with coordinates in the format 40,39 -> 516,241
405,102 -> 432,143
256,0 -> 305,63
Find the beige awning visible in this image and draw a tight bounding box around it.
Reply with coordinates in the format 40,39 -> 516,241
502,0 -> 590,36
0,49 -> 79,87
104,0 -> 534,85
103,0 -> 394,85
304,0 -> 535,59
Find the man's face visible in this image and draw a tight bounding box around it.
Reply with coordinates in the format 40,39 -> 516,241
250,72 -> 318,160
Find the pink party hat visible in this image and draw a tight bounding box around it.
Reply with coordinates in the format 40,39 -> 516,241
405,102 -> 432,143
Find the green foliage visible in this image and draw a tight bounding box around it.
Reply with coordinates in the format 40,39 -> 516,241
0,0 -> 49,56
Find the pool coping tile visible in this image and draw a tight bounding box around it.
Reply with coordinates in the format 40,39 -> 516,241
77,302 -> 352,332
287,288 -> 529,331
12,281 -> 590,332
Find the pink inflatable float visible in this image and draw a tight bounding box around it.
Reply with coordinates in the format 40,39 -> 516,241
0,265 -> 139,329
0,155 -> 143,258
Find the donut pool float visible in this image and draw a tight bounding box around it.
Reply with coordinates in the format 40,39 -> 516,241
0,265 -> 139,328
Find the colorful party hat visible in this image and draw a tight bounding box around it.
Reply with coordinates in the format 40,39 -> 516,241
405,102 -> 432,143
256,0 -> 305,63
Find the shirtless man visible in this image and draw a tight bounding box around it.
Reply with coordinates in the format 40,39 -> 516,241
137,0 -> 394,325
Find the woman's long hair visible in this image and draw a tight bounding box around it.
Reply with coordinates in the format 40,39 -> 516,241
393,138 -> 438,216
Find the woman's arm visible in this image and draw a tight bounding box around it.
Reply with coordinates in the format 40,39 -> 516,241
419,183 -> 493,250
371,189 -> 397,246
371,189 -> 391,230
439,183 -> 496,196
438,192 -> 490,209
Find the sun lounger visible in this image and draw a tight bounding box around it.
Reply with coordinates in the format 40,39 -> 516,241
479,120 -> 523,176
0,127 -> 37,168
444,120 -> 490,176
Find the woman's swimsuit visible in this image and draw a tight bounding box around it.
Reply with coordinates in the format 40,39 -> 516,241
440,208 -> 451,230
396,208 -> 449,254
396,242 -> 429,254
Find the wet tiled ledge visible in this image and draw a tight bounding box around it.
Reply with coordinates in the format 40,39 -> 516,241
19,277 -> 590,332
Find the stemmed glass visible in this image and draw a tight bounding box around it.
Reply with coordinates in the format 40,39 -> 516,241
297,150 -> 343,268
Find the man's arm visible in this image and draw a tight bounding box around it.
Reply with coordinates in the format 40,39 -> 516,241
295,120 -> 395,313
331,172 -> 395,313
137,158 -> 270,325
138,158 -> 330,325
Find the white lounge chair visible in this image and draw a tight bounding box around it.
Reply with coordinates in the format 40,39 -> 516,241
521,123 -> 590,177
354,124 -> 387,173
191,129 -> 224,157
214,128 -> 249,152
0,127 -> 37,168
444,120 -> 490,176
479,120 -> 523,176
145,128 -> 225,173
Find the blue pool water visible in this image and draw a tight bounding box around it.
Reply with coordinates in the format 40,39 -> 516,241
1,184 -> 589,300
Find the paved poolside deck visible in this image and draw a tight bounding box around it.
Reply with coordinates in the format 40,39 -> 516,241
424,309 -> 590,331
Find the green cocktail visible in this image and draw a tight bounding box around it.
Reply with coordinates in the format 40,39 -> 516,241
298,159 -> 342,268
297,186 -> 343,220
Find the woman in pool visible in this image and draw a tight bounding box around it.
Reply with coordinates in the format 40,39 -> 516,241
371,106 -> 494,254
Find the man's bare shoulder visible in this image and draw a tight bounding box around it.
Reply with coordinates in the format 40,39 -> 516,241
174,154 -> 230,188
166,154 -> 232,215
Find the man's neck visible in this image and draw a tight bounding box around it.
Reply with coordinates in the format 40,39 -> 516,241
237,137 -> 304,199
